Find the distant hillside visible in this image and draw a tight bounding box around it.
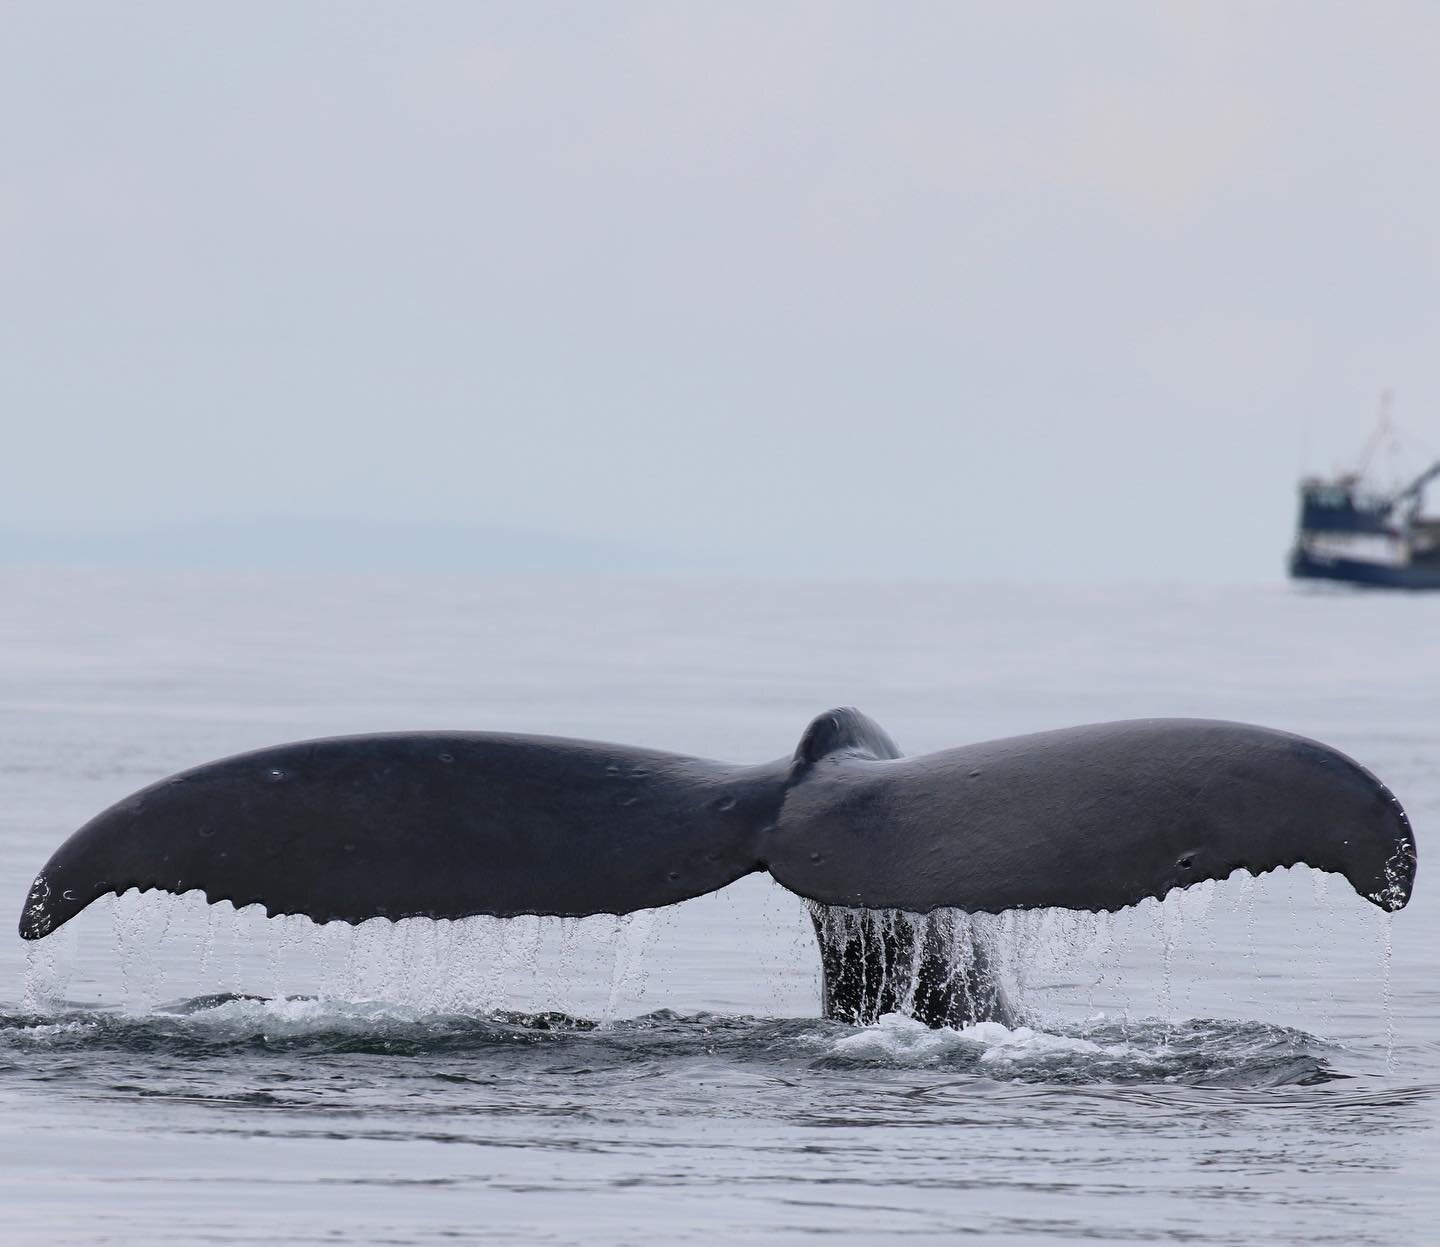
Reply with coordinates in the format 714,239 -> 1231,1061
0,519 -> 702,574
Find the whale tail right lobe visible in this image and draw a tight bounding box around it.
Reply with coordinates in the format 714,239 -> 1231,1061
767,715 -> 1416,917
770,710 -> 1415,1026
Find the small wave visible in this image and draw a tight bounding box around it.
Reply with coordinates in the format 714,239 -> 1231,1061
0,996 -> 1354,1088
0,1018 -> 98,1044
814,1011 -> 1341,1087
0,994 -> 598,1057
829,1013 -> 1109,1063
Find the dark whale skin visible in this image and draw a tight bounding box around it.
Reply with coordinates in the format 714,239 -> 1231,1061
18,710 -> 1416,1026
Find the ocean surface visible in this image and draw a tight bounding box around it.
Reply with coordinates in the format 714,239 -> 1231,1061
1,570 -> 1436,1245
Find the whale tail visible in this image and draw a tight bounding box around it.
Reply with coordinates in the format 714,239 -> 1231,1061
18,709 -> 1416,1024
768,712 -> 1416,915
19,730 -> 779,941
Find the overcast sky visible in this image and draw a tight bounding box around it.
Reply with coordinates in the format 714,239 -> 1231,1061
3,2 -> 1437,578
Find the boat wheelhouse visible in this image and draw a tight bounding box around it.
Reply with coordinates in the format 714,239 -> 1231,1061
1290,454 -> 1440,590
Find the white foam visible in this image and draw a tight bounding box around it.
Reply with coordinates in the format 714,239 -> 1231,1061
168,994 -> 441,1037
0,1020 -> 97,1042
830,1010 -> 1109,1066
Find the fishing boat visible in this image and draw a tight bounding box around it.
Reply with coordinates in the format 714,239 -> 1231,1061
1289,406 -> 1440,589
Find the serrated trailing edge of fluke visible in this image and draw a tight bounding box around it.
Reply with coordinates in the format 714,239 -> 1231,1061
16,712 -> 1419,948
20,858 -> 1410,949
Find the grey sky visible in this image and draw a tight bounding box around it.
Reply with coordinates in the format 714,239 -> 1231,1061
3,2 -> 1437,578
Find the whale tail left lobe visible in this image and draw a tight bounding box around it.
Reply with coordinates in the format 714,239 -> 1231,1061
19,730 -> 780,941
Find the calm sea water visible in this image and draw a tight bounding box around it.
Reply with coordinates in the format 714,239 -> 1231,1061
1,570 -> 1436,1245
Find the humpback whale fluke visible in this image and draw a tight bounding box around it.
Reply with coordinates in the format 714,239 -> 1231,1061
17,711 -> 1417,1027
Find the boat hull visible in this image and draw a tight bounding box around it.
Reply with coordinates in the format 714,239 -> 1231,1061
1289,547 -> 1440,590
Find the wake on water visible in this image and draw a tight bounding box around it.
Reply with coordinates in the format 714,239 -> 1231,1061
0,995 -> 1342,1090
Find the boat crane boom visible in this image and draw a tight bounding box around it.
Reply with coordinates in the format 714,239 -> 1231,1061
1394,461 -> 1440,506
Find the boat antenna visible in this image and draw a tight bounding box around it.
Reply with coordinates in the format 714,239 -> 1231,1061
1353,388 -> 1394,477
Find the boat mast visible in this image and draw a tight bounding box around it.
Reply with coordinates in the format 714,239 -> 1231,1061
1352,388 -> 1394,479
